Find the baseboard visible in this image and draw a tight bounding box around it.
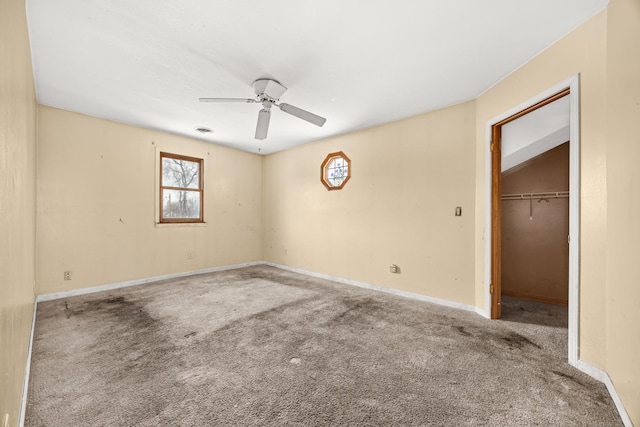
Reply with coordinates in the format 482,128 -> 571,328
264,262 -> 477,314
475,307 -> 491,319
572,359 -> 633,427
18,300 -> 37,427
37,260 -> 481,315
501,290 -> 568,306
35,261 -> 264,303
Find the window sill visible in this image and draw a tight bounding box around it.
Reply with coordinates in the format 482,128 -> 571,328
155,222 -> 208,228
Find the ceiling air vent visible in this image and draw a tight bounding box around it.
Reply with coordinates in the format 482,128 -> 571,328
195,127 -> 213,134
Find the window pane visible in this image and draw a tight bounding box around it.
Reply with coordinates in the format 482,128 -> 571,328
327,157 -> 348,186
162,157 -> 200,189
162,190 -> 201,219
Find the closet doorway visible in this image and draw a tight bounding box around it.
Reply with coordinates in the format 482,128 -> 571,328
486,75 -> 580,364
500,141 -> 569,308
490,87 -> 570,318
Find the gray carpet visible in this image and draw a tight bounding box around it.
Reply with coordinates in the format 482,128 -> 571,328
26,266 -> 622,426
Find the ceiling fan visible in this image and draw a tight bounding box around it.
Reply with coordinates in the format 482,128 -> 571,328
199,79 -> 327,140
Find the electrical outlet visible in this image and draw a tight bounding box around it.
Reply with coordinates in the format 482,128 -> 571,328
187,251 -> 193,260
64,271 -> 72,280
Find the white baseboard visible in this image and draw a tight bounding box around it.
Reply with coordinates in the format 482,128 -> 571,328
571,359 -> 633,427
264,262 -> 477,313
35,261 -> 264,303
18,300 -> 37,427
475,307 -> 491,319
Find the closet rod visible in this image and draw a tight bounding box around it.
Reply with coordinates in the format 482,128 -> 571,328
501,191 -> 569,201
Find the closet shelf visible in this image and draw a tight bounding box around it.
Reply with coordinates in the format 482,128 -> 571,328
501,191 -> 569,201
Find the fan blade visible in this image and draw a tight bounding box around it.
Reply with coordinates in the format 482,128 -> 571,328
199,98 -> 258,103
278,103 -> 326,127
255,108 -> 271,140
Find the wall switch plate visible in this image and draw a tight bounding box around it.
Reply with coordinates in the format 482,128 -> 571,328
64,271 -> 72,280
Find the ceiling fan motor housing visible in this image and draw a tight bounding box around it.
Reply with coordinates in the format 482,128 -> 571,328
253,79 -> 287,100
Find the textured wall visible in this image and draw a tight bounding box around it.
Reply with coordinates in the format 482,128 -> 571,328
263,101 -> 476,306
0,0 -> 37,425
36,107 -> 263,294
605,0 -> 640,423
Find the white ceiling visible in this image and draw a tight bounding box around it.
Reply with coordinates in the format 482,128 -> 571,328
26,0 -> 608,155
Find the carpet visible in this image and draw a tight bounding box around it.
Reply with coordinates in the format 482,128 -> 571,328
25,265 -> 622,426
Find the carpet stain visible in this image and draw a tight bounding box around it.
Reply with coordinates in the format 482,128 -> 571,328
551,370 -> 586,388
501,332 -> 541,349
63,295 -> 133,318
330,297 -> 383,324
90,296 -> 155,330
454,325 -> 472,336
102,296 -> 126,304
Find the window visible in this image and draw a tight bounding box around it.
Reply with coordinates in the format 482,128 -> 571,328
321,151 -> 351,190
159,152 -> 203,223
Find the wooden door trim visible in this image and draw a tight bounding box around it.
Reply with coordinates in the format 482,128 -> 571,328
490,125 -> 502,319
489,87 -> 570,319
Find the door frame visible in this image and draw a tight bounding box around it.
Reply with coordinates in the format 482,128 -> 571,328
484,74 -> 580,365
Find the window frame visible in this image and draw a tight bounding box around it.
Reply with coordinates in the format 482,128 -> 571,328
320,151 -> 351,191
159,152 -> 204,224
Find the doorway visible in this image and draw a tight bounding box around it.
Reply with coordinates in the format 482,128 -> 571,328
485,75 -> 580,364
501,142 -> 569,308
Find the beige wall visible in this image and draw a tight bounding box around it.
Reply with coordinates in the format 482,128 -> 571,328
36,107 -> 263,294
474,9 -> 608,364
605,0 -> 640,422
0,0 -> 37,425
264,101 -> 476,305
475,2 -> 639,422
